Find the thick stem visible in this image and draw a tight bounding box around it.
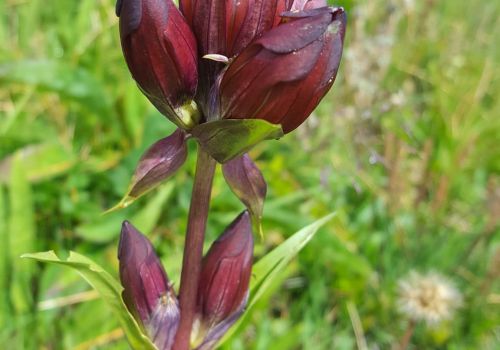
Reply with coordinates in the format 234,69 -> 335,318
174,147 -> 216,350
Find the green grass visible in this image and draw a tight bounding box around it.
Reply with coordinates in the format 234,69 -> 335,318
0,0 -> 499,349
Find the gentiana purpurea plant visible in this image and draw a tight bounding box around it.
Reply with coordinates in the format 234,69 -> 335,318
24,1 -> 346,349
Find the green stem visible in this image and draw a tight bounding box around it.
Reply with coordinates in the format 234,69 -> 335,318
174,147 -> 216,350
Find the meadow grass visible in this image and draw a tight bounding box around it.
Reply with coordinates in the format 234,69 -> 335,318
0,0 -> 499,349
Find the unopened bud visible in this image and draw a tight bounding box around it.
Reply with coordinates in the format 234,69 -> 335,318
222,154 -> 267,237
129,128 -> 188,199
118,221 -> 179,350
117,0 -> 199,129
193,211 -> 254,349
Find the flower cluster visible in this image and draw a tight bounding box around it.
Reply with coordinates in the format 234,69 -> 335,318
114,1 -> 346,349
117,0 -> 346,137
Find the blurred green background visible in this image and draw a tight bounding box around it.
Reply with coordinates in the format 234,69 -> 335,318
0,0 -> 499,349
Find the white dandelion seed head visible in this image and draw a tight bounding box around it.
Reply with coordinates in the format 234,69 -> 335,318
397,271 -> 463,326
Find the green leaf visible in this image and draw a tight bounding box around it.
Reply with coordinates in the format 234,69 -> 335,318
249,213 -> 335,308
8,155 -> 35,314
131,183 -> 174,234
0,60 -> 112,116
122,81 -> 146,147
0,142 -> 77,184
191,119 -> 284,163
0,185 -> 9,327
76,183 -> 174,243
21,251 -> 157,350
221,213 -> 335,342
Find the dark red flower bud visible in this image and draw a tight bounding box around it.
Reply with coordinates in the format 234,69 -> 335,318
180,0 -> 288,59
223,154 -> 267,236
128,128 -> 188,199
193,212 -> 254,349
218,6 -> 346,133
118,221 -> 179,350
117,0 -> 199,129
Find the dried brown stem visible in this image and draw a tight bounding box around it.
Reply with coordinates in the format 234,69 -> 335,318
397,320 -> 416,350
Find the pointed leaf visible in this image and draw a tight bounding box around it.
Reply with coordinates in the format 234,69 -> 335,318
222,154 -> 267,237
77,183 -> 173,243
108,129 -> 187,212
129,183 -> 174,234
0,142 -> 77,184
0,60 -> 112,116
249,214 -> 335,307
0,185 -> 9,327
191,119 -> 283,163
21,251 -> 157,350
8,155 -> 35,314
